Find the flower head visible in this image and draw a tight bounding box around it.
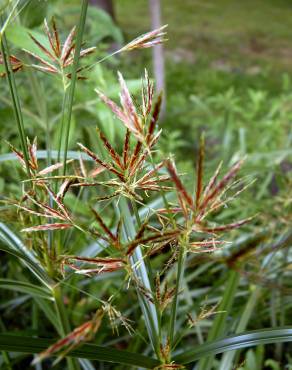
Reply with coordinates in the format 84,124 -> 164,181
24,19 -> 95,78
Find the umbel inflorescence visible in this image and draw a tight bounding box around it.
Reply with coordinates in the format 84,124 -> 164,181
6,19 -> 252,368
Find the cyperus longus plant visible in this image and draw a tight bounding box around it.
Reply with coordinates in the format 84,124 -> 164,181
0,6 -> 262,370
7,67 -> 252,368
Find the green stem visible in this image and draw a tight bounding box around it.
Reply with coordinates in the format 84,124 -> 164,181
0,31 -> 30,177
53,286 -> 80,370
57,90 -> 68,163
168,242 -> 185,349
62,0 -> 88,176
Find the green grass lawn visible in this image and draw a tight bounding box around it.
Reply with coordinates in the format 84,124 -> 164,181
115,0 -> 292,103
116,0 -> 292,72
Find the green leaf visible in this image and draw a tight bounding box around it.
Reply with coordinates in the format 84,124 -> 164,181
6,24 -> 50,57
0,278 -> 52,300
173,327 -> 292,364
0,222 -> 53,288
87,5 -> 123,44
0,334 -> 160,369
197,269 -> 240,370
34,298 -> 60,334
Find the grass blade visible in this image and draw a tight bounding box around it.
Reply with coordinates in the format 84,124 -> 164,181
197,269 -> 240,370
173,328 -> 292,364
0,334 -> 160,369
0,279 -> 52,300
0,222 -> 53,288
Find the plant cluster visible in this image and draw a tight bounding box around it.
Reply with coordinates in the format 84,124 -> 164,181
0,2 -> 291,370
7,62 -> 252,367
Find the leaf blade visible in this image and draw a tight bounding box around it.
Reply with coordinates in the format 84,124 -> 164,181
0,334 -> 160,369
173,327 -> 292,364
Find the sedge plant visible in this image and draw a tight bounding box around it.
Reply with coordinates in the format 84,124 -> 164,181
2,3 -> 291,370
3,64 -> 252,369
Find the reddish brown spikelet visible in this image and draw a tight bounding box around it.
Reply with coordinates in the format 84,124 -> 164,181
29,33 -> 56,61
23,193 -> 62,219
63,47 -> 96,66
137,161 -> 165,186
33,309 -> 104,364
0,53 -> 23,76
61,26 -> 76,61
128,133 -> 160,177
62,256 -> 125,275
202,161 -> 223,201
135,221 -> 148,240
166,160 -> 194,209
0,54 -> 21,66
45,185 -> 71,220
97,128 -> 123,169
23,49 -> 58,73
57,179 -> 73,201
134,229 -> 180,246
200,159 -> 244,211
7,142 -> 26,169
146,93 -> 162,145
95,89 -> 129,125
37,160 -> 71,176
189,240 -> 226,253
157,207 -> 182,214
121,25 -> 167,51
28,137 -> 38,170
13,203 -> 52,219
77,142 -> 124,180
126,221 -> 149,256
25,20 -> 94,78
201,216 -> 253,234
51,18 -> 61,57
91,208 -> 117,243
43,19 -> 55,54
89,166 -> 105,177
123,129 -> 131,168
27,198 -> 67,220
118,71 -> 141,135
142,69 -> 154,116
128,148 -> 150,177
129,141 -> 142,171
79,46 -> 96,58
22,223 -> 72,232
195,135 -> 205,210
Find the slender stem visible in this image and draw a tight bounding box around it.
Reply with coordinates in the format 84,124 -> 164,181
62,0 -> 88,176
57,90 -> 69,163
1,31 -> 30,177
53,286 -> 80,370
168,242 -> 185,348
